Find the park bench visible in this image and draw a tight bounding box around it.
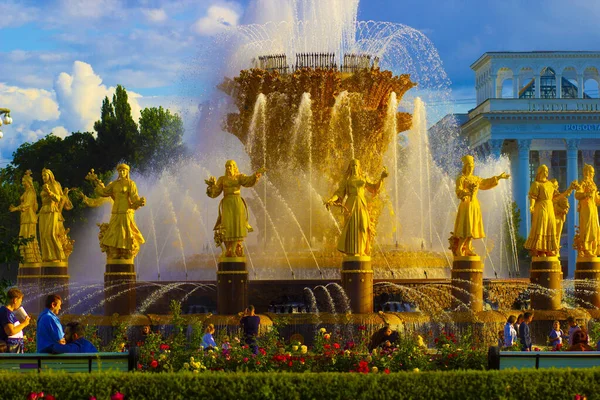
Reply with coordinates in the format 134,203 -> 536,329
488,346 -> 600,370
0,349 -> 139,373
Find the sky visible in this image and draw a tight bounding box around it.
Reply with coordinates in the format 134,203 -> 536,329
2,0 -> 600,166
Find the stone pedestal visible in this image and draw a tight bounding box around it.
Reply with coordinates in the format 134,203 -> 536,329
574,256 -> 600,308
217,257 -> 248,315
104,259 -> 136,316
17,262 -> 41,314
40,261 -> 69,310
530,256 -> 562,310
451,256 -> 483,312
341,256 -> 373,314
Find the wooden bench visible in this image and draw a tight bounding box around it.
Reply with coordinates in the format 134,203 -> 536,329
488,346 -> 600,370
0,349 -> 139,373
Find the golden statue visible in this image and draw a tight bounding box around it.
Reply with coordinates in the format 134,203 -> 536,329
325,159 -> 388,257
38,168 -> 71,262
205,160 -> 265,258
574,164 -> 600,257
9,170 -> 42,263
523,165 -> 562,257
86,164 -> 146,260
450,155 -> 509,257
551,178 -> 578,251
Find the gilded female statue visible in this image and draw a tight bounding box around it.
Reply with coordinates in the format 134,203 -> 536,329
551,178 -> 578,250
205,160 -> 264,257
574,164 -> 600,257
524,165 -> 561,257
38,168 -> 68,262
9,170 -> 41,263
86,164 -> 146,259
325,159 -> 388,257
450,155 -> 509,257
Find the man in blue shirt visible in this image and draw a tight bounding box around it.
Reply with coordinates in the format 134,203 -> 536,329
50,321 -> 97,353
519,312 -> 533,351
37,294 -> 65,353
240,305 -> 260,355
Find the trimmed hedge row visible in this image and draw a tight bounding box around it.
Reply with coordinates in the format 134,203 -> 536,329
0,368 -> 598,400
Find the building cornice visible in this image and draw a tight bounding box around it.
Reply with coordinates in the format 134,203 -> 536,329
471,51 -> 600,71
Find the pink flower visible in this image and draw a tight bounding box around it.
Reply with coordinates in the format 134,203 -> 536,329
111,392 -> 125,400
90,397 -> 97,400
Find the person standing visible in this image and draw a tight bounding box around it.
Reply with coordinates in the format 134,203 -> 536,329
566,316 -> 581,346
519,312 -> 533,351
0,288 -> 31,353
37,294 -> 65,353
240,305 -> 260,354
548,320 -> 564,350
503,315 -> 517,348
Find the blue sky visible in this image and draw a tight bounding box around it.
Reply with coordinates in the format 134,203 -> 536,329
1,0 -> 600,164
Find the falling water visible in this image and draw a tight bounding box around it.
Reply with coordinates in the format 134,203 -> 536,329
384,91 -> 399,245
149,208 -> 161,280
163,187 -> 188,280
248,93 -> 267,155
330,91 -> 354,158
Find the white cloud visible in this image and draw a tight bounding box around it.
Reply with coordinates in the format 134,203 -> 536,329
57,0 -> 123,19
142,8 -> 167,23
0,1 -> 38,28
50,126 -> 69,139
54,61 -> 142,133
0,83 -> 60,122
192,4 -> 241,36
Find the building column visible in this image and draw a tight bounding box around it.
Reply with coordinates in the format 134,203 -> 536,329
566,139 -> 580,277
534,74 -> 541,98
577,74 -> 584,99
491,74 -> 498,98
517,139 -> 532,237
539,150 -> 552,169
512,76 -> 519,98
488,139 -> 504,159
556,74 -> 562,99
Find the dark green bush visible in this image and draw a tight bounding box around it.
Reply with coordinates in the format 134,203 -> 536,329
0,368 -> 598,400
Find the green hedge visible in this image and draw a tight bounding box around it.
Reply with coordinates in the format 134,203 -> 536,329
0,369 -> 598,400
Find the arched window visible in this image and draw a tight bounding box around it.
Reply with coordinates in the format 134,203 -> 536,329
584,79 -> 599,98
540,67 -> 556,99
501,78 -> 513,98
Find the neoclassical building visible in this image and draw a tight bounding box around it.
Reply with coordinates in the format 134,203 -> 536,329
448,51 -> 600,273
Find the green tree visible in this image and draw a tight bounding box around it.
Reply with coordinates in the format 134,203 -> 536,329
94,85 -> 138,172
136,106 -> 186,174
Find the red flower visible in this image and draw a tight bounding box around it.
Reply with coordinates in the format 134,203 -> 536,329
288,361 -> 293,367
358,325 -> 366,331
150,359 -> 159,368
46,395 -> 56,400
384,368 -> 390,374
27,393 -> 38,400
259,348 -> 266,355
90,397 -> 97,400
333,343 -> 340,349
256,360 -> 261,365
159,344 -> 170,351
243,357 -> 249,363
137,363 -> 143,370
324,344 -> 331,350
111,393 -> 125,400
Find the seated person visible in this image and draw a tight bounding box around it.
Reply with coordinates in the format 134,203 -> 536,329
49,321 -> 98,354
368,325 -> 398,352
567,329 -> 593,352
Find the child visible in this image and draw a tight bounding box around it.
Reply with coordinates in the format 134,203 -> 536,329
548,320 -> 563,350
201,324 -> 217,350
222,335 -> 231,351
497,330 -> 504,348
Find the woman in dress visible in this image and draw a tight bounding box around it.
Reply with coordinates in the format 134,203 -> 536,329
205,160 -> 264,257
9,170 -> 42,263
574,164 -> 600,257
451,155 -> 509,257
325,159 -> 388,257
524,165 -> 559,257
87,164 -> 146,259
38,168 -> 66,262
